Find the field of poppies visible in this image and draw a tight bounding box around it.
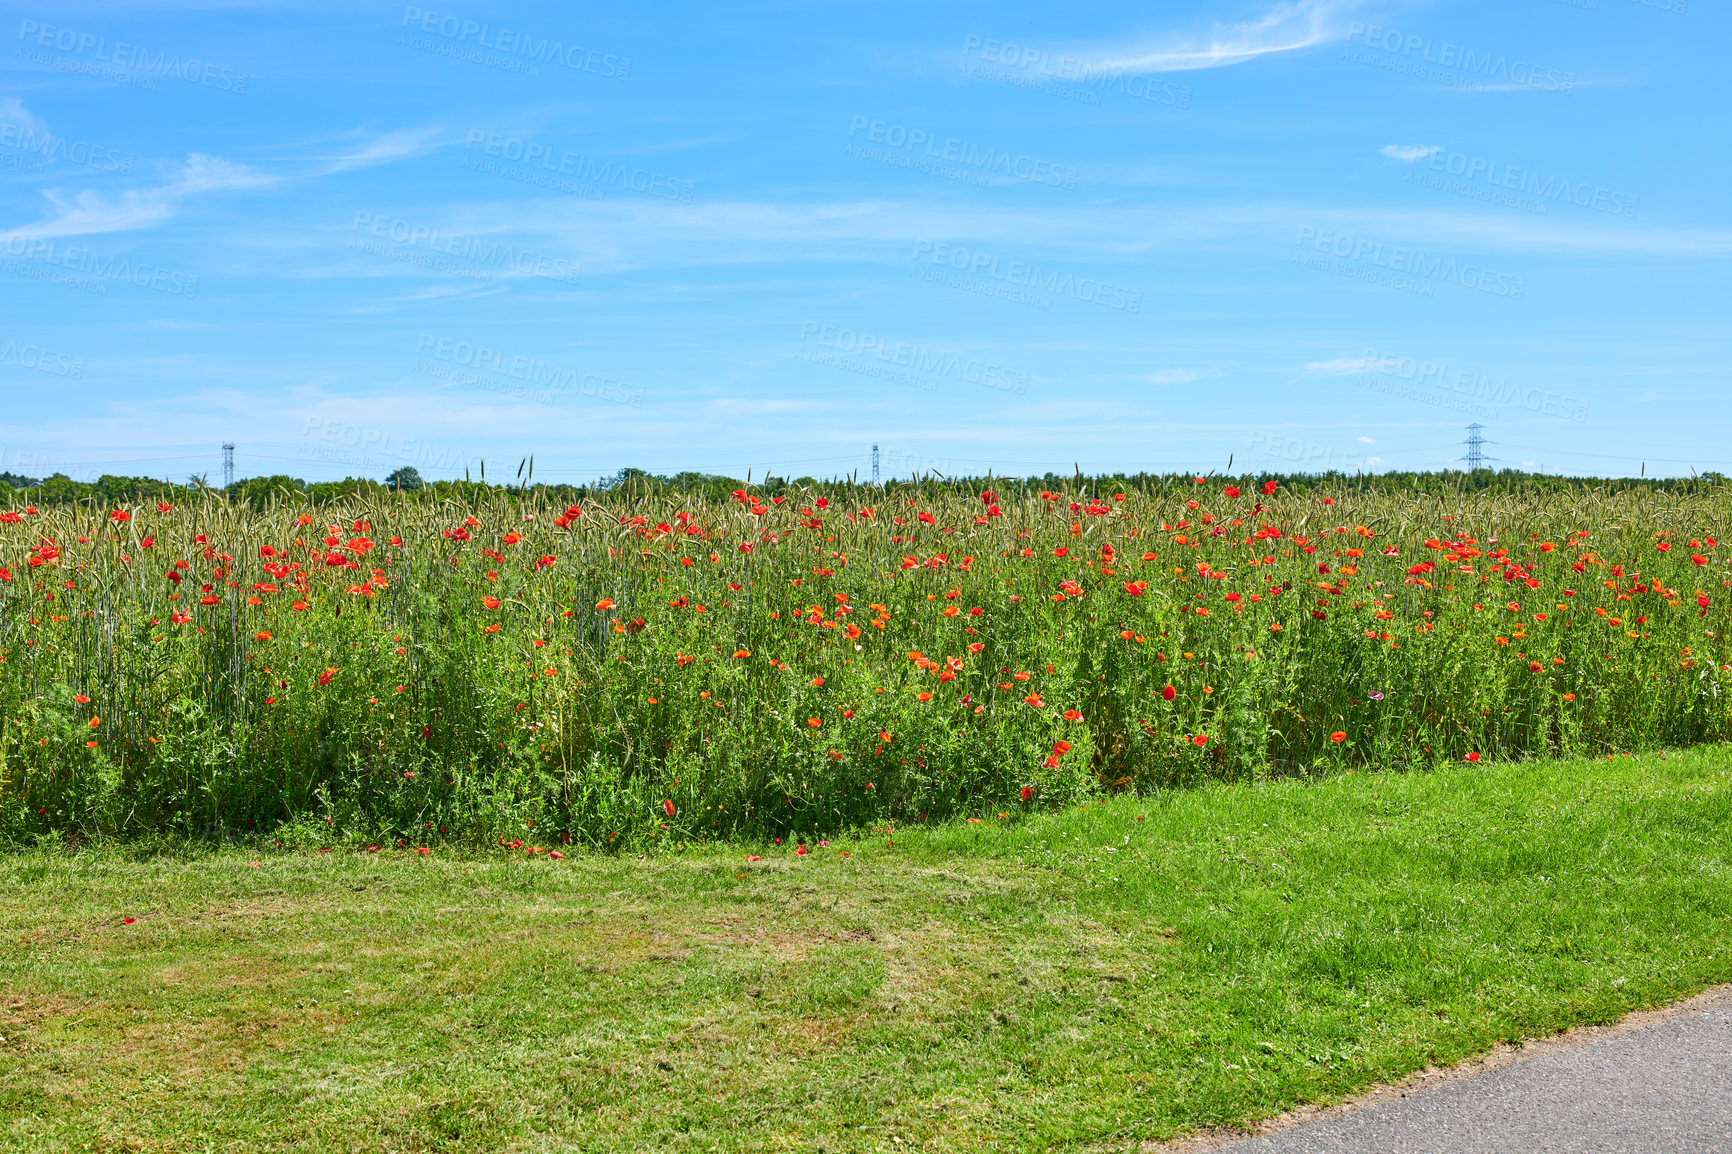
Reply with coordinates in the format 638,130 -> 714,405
2,477 -> 1729,845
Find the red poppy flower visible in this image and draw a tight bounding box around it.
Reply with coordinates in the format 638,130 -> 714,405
807,717 -> 822,728
74,694 -> 89,704
1464,752 -> 1481,762
317,668 -> 337,686
663,799 -> 676,817
1020,786 -> 1034,801
1191,734 -> 1208,747
1063,709 -> 1083,721
1330,731 -> 1345,743
1162,685 -> 1177,701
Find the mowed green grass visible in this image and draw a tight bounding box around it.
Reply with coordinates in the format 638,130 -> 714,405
3,749 -> 1730,1153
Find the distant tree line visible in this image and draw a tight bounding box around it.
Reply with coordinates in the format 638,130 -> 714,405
0,463 -> 1725,509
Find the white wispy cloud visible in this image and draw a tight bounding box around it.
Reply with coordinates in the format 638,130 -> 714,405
1381,144 -> 1441,162
1148,368 -> 1221,385
310,125 -> 451,175
0,125 -> 442,242
0,97 -> 45,133
0,153 -> 273,240
1302,356 -> 1376,377
1086,0 -> 1353,74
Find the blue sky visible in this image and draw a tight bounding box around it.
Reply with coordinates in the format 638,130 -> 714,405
0,0 -> 1724,484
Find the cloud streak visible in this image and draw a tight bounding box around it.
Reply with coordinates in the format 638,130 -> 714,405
0,97 -> 46,134
0,124 -> 444,242
0,153 -> 273,241
1302,356 -> 1377,377
1086,0 -> 1352,74
1381,144 -> 1441,162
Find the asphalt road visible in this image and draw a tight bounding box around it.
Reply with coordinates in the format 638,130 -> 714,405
1238,996 -> 1731,1153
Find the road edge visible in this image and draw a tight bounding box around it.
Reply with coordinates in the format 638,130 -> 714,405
1149,981 -> 1732,1151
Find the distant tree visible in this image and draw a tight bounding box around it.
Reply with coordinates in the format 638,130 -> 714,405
598,466 -> 656,491
226,475 -> 309,510
0,471 -> 40,489
37,473 -> 84,503
385,466 -> 425,492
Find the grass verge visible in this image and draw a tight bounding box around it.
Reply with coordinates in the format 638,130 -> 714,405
3,748 -> 1729,1152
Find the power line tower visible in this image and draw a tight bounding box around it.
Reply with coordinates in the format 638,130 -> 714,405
1463,424 -> 1496,472
222,442 -> 235,489
871,443 -> 880,485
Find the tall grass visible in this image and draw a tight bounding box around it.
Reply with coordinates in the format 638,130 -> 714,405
3,477 -> 1728,845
